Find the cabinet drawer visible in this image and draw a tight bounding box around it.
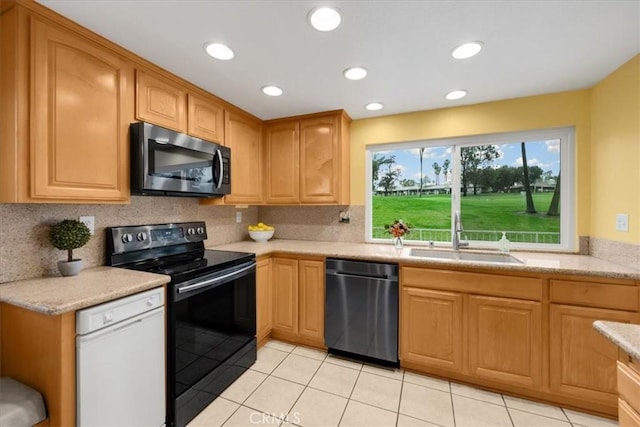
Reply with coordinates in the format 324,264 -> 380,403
550,280 -> 638,311
618,361 -> 640,414
401,267 -> 542,300
619,399 -> 640,427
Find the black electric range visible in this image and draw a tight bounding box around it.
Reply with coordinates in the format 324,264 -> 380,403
106,221 -> 257,427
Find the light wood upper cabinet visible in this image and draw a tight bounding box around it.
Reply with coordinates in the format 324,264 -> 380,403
550,304 -> 637,407
136,69 -> 187,133
188,93 -> 224,143
224,111 -> 263,204
264,110 -> 350,205
256,257 -> 272,346
17,15 -> 131,203
400,287 -> 463,371
299,115 -> 340,204
468,295 -> 542,387
264,121 -> 300,204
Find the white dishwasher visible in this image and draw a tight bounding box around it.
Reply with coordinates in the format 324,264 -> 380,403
76,287 -> 165,427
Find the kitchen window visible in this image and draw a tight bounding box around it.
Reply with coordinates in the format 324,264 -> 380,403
365,127 -> 575,251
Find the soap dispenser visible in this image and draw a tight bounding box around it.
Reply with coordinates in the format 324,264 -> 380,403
498,232 -> 510,253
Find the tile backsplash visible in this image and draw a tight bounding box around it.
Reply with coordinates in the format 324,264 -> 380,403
0,200 -> 366,283
0,197 -> 259,283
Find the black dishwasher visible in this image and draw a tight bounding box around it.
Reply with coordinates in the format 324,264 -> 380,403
324,258 -> 399,365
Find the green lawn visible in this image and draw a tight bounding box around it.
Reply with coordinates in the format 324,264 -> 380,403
373,193 -> 559,236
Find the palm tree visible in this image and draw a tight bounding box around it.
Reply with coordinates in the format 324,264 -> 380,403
521,142 -> 537,213
442,159 -> 450,183
432,162 -> 441,185
418,148 -> 426,197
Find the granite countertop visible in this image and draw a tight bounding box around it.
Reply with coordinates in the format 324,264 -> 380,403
593,321 -> 640,361
208,239 -> 640,280
0,267 -> 170,315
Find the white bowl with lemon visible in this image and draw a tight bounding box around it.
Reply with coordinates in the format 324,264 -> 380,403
248,222 -> 274,242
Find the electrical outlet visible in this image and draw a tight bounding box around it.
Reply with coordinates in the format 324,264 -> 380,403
236,211 -> 242,224
616,213 -> 629,232
79,216 -> 95,235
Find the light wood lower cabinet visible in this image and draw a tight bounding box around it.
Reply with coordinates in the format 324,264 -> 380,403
400,287 -> 463,371
468,295 -> 542,387
271,256 -> 325,347
272,258 -> 299,336
256,257 -> 272,347
0,303 -> 76,426
550,304 -> 637,407
617,360 -> 640,427
400,265 -> 639,417
298,259 -> 325,342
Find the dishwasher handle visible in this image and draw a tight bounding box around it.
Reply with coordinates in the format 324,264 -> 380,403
327,270 -> 391,281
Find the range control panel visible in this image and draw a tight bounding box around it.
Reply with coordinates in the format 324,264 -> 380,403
108,221 -> 207,254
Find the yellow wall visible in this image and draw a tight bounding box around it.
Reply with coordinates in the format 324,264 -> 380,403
350,90 -> 592,239
590,55 -> 640,244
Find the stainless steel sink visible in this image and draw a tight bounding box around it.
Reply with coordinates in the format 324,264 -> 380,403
409,248 -> 522,264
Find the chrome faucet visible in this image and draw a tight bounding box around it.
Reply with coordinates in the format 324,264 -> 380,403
453,211 -> 469,250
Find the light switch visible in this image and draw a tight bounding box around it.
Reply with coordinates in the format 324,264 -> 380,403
79,215 -> 95,235
616,213 -> 629,232
236,211 -> 242,224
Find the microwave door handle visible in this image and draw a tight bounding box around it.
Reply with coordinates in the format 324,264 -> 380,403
215,149 -> 224,189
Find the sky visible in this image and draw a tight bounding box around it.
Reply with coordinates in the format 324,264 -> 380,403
374,139 -> 561,185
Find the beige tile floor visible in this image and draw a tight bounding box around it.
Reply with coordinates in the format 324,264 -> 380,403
188,340 -> 618,427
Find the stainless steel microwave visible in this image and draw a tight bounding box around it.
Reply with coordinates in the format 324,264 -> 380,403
130,122 -> 230,198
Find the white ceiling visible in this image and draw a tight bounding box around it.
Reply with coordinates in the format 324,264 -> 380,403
38,0 -> 640,120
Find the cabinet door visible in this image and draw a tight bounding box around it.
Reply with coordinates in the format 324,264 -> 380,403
299,115 -> 340,204
272,258 -> 299,335
400,287 -> 463,371
298,259 -> 325,344
550,305 -> 637,407
256,257 -> 272,346
225,111 -> 263,204
30,17 -> 130,202
136,69 -> 186,132
264,121 -> 299,204
468,296 -> 542,387
188,93 -> 224,143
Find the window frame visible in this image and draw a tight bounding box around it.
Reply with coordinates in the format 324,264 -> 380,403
365,126 -> 576,252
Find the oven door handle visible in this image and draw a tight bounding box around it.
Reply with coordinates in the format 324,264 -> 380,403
176,262 -> 255,294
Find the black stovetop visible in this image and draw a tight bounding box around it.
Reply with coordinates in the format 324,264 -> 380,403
123,249 -> 254,283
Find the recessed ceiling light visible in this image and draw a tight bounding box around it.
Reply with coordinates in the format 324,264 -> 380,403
365,102 -> 384,111
445,90 -> 467,100
451,41 -> 483,59
261,85 -> 283,97
204,42 -> 234,60
343,67 -> 368,80
309,7 -> 342,32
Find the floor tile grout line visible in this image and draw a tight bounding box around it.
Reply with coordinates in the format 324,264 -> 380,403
450,384 -> 457,427
336,359 -> 364,427
283,354 -> 326,425
502,394 -> 517,427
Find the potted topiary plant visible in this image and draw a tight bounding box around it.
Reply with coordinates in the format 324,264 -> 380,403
49,219 -> 91,276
